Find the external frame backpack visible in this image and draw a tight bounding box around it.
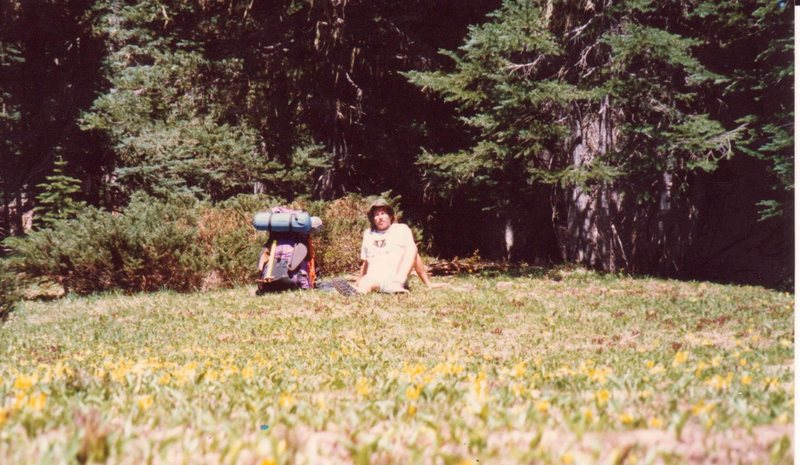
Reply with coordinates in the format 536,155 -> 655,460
253,207 -> 321,294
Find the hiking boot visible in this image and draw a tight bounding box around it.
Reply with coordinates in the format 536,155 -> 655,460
330,279 -> 359,296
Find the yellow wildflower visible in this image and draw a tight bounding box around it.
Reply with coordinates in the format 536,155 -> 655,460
468,372 -> 489,410
259,459 -> 277,465
407,404 -> 417,417
561,452 -> 574,465
645,360 -> 655,369
765,377 -> 779,390
0,408 -> 7,426
402,362 -> 425,379
706,375 -> 722,389
355,377 -> 371,396
14,374 -> 35,392
582,408 -> 593,423
512,361 -> 526,378
618,412 -> 634,426
694,361 -> 708,376
738,358 -> 747,367
278,392 -> 295,409
741,374 -> 752,385
596,388 -> 611,406
110,365 -> 129,383
205,369 -> 219,382
535,400 -> 550,413
706,373 -> 732,390
137,395 -> 153,411
672,351 -> 689,367
648,416 -> 663,428
27,392 -> 46,411
589,366 -> 611,384
691,400 -> 714,416
405,385 -> 421,401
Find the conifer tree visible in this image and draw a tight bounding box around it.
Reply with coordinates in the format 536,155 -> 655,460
34,157 -> 87,229
407,0 -> 739,211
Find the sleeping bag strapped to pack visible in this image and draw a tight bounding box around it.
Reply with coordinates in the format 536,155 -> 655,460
253,207 -> 322,293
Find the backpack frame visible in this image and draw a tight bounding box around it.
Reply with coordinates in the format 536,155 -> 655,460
255,208 -> 317,294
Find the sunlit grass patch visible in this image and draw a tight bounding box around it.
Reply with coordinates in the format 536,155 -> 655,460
0,270 -> 793,464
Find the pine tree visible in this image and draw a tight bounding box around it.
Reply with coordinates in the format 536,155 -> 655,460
34,157 -> 87,229
407,0 -> 740,208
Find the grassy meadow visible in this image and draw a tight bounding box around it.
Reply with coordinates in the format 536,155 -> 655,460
0,268 -> 794,464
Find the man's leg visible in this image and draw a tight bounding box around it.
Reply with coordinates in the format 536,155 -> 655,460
356,275 -> 381,294
413,254 -> 431,287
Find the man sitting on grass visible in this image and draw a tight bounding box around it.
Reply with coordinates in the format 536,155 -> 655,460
355,199 -> 432,294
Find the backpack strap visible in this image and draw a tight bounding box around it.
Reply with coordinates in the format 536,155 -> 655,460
307,237 -> 316,288
263,239 -> 277,281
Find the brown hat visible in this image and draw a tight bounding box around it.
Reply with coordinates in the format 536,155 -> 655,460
367,198 -> 395,226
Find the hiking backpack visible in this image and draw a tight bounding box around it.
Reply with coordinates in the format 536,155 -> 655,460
253,207 -> 320,293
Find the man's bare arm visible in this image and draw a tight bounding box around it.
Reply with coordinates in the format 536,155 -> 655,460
395,241 -> 417,281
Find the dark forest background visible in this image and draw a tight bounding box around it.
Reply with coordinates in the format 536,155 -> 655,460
0,0 -> 793,290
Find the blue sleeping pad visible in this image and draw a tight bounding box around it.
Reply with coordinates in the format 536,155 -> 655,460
253,211 -> 312,233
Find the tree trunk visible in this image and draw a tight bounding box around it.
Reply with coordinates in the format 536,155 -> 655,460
13,189 -> 24,235
1,189 -> 10,240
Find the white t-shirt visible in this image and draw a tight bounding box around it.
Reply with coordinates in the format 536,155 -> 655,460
360,223 -> 415,281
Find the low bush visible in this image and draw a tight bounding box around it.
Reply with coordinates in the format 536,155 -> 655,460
5,193 -> 206,294
0,260 -> 19,320
308,195 -> 371,277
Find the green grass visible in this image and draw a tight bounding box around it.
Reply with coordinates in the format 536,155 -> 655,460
0,268 -> 794,464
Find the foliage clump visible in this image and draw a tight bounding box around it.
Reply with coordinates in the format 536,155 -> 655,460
34,157 -> 88,229
6,194 -> 206,294
0,260 -> 19,320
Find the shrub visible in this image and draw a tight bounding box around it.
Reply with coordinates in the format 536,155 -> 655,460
0,260 -> 19,320
5,193 -> 207,294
